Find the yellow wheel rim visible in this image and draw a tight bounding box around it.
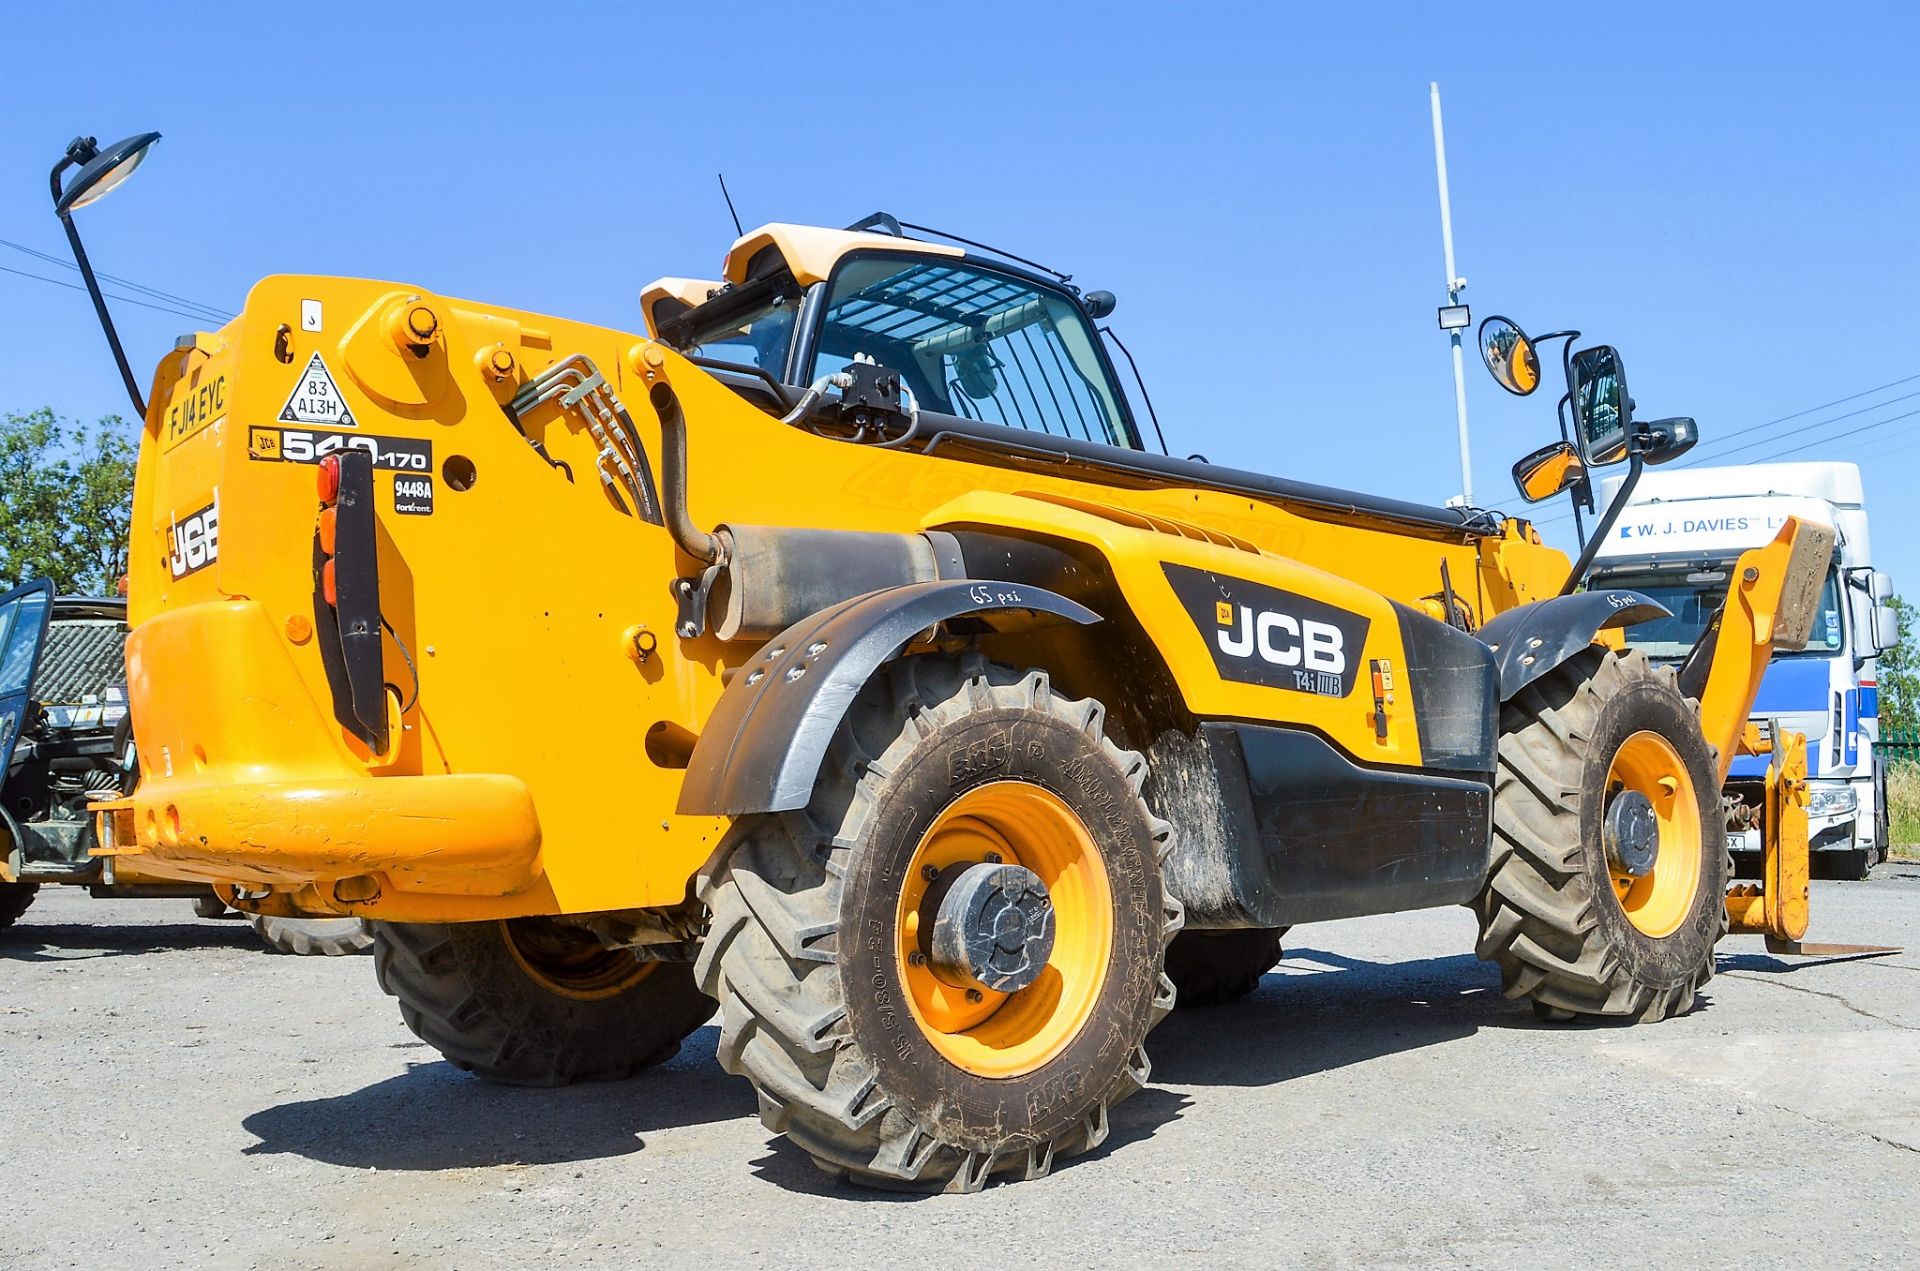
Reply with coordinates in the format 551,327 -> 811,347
501,918 -> 655,1002
896,781 -> 1112,1079
1605,731 -> 1703,939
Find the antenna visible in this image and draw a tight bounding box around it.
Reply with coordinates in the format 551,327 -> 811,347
717,174 -> 744,238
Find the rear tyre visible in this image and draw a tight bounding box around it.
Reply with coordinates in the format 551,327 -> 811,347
374,917 -> 714,1086
1164,927 -> 1284,1007
695,654 -> 1182,1193
1474,648 -> 1727,1023
0,881 -> 38,930
1829,848 -> 1874,882
248,913 -> 376,956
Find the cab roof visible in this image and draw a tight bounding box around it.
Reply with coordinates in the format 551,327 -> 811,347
640,221 -> 963,338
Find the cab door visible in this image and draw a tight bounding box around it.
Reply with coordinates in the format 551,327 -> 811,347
0,579 -> 55,775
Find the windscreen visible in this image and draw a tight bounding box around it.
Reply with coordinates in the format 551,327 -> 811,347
812,256 -> 1135,448
1596,567 -> 1845,660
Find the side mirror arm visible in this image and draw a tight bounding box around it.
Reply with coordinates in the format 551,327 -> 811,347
1559,450 -> 1645,596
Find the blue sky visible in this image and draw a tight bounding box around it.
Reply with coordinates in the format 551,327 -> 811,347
3,3 -> 1916,587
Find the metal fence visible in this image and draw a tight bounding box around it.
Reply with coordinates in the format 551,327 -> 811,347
1884,726 -> 1920,768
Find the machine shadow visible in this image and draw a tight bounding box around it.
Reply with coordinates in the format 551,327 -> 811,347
241,1024 -> 755,1171
0,919 -> 263,961
746,945 -> 1539,1200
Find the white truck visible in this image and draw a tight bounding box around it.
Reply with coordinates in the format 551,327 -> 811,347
1587,462 -> 1900,877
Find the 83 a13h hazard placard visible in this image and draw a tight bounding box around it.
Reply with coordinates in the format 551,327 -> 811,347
279,352 -> 356,427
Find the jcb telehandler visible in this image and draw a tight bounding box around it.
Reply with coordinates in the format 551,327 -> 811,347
74,142 -> 1829,1188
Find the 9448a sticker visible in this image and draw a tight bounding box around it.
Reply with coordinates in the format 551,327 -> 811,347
248,426 -> 431,472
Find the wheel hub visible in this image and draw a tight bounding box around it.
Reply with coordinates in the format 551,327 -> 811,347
924,862 -> 1055,993
1605,788 -> 1660,878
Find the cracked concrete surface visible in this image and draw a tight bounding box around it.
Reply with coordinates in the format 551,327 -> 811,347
3,870 -> 1917,1268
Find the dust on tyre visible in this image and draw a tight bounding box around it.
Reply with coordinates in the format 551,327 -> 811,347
374,916 -> 714,1085
1164,926 -> 1284,1007
695,654 -> 1182,1192
1474,647 -> 1727,1022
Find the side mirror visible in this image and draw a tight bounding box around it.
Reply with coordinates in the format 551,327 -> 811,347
1873,570 -> 1894,604
1511,441 -> 1586,503
1876,604 -> 1901,654
1640,416 -> 1698,465
1570,344 -> 1632,466
1477,316 -> 1541,396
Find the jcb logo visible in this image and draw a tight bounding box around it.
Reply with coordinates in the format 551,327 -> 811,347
166,497 -> 219,580
1164,563 -> 1369,699
1215,603 -> 1347,674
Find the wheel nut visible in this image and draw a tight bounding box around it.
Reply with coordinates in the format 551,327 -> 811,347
966,988 -> 984,1004
923,864 -> 940,881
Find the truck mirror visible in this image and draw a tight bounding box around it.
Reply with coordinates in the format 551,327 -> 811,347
1478,316 -> 1541,396
1570,344 -> 1631,467
1511,440 -> 1585,503
1873,570 -> 1894,604
1876,603 -> 1902,654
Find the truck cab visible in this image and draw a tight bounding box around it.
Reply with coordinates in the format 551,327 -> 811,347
1586,462 -> 1900,876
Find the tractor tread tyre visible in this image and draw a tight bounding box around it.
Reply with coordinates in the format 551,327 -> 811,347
695,654 -> 1182,1193
1473,647 -> 1728,1024
248,914 -> 376,956
373,921 -> 714,1087
1164,926 -> 1284,1007
0,881 -> 38,931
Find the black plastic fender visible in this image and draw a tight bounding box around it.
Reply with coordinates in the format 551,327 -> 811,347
677,579 -> 1100,816
1475,589 -> 1671,700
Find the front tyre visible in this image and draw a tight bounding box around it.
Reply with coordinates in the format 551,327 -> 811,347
695,655 -> 1182,1193
1474,648 -> 1727,1023
374,917 -> 714,1085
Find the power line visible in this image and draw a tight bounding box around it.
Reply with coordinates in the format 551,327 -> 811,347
0,262 -> 230,324
1677,389 -> 1920,467
1678,371 -> 1920,459
1737,405 -> 1920,465
1529,401 -> 1920,532
0,237 -> 232,322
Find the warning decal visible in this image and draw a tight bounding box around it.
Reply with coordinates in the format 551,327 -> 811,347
278,351 -> 356,427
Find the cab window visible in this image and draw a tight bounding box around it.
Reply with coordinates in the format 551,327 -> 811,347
811,255 -> 1135,448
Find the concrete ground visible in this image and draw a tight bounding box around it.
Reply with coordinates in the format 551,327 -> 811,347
3,872 -> 1917,1270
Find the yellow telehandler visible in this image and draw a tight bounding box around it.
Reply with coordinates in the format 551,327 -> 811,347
69,146 -> 1829,1188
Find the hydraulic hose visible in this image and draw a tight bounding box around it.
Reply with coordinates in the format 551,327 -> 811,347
649,381 -> 725,566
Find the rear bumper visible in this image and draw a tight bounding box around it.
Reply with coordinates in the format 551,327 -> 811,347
94,773 -> 540,895
95,598 -> 542,897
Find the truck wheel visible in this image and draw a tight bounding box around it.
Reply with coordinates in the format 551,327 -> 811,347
695,655 -> 1182,1193
1474,647 -> 1727,1023
374,918 -> 714,1086
0,881 -> 37,930
248,913 -> 376,956
1164,927 -> 1284,1007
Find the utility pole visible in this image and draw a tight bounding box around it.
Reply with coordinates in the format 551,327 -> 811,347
1430,83 -> 1473,507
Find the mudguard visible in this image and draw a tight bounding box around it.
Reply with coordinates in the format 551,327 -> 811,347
677,579 -> 1099,816
1476,588 -> 1670,700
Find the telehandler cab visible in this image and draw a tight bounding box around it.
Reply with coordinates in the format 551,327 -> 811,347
90,199 -> 1832,1190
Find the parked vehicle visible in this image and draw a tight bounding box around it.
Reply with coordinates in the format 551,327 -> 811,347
0,581 -> 369,953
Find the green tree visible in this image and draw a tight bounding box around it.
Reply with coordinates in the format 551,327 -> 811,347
1881,595 -> 1918,734
0,408 -> 137,594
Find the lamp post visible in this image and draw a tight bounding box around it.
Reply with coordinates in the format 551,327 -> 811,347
1429,85 -> 1472,508
49,131 -> 162,419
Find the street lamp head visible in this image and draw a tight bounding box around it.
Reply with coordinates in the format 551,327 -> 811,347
53,131 -> 160,216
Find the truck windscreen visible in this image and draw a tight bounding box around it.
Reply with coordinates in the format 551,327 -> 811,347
1594,568 -> 1845,660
